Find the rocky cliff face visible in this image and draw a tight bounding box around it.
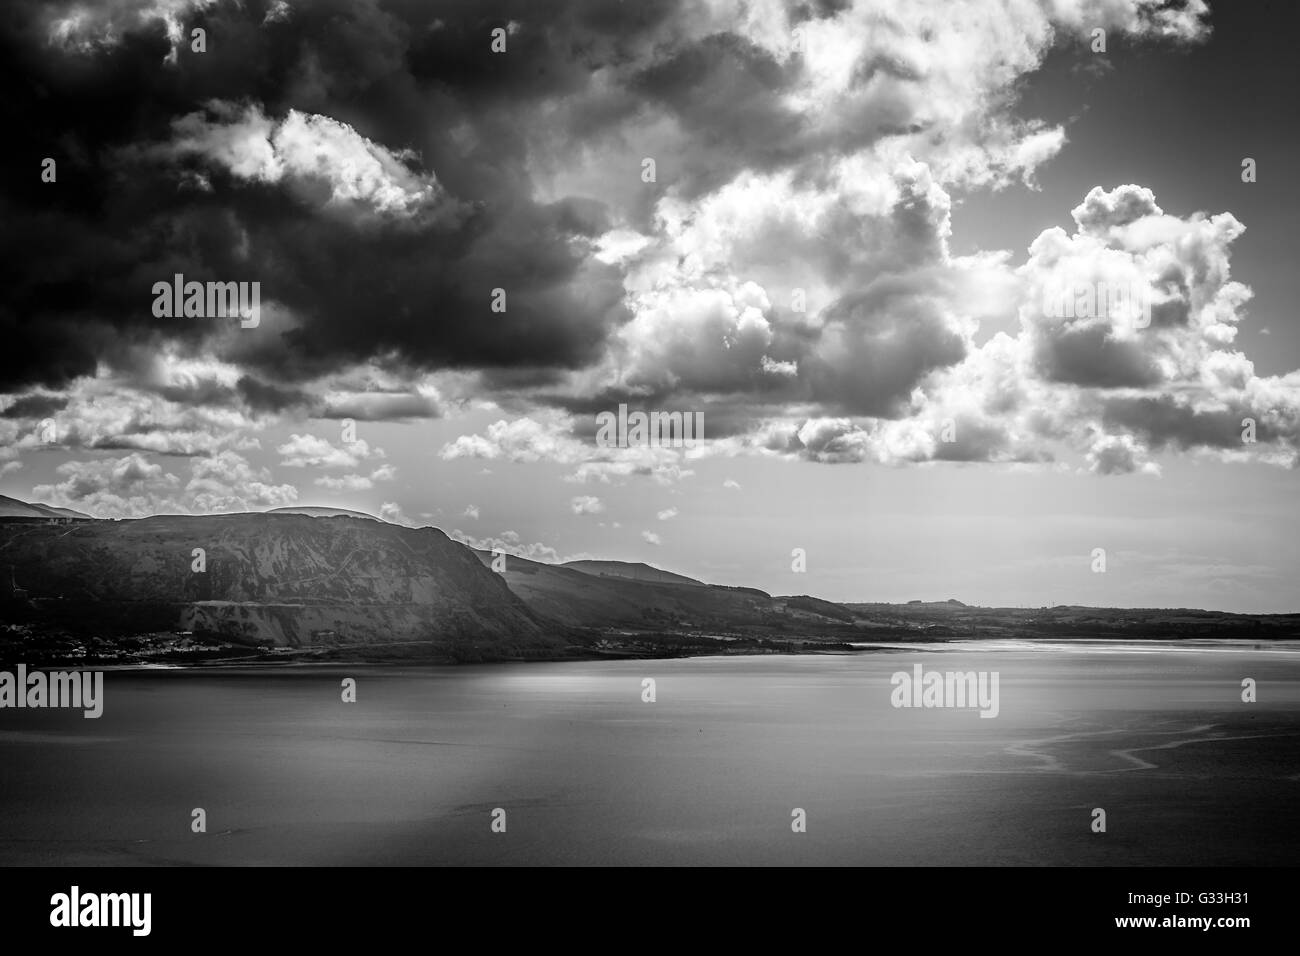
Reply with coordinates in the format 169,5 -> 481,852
0,513 -> 551,652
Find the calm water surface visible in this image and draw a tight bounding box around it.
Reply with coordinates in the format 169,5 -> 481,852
2,640 -> 1297,865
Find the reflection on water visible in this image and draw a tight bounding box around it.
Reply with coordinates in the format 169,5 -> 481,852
1,641 -> 1297,865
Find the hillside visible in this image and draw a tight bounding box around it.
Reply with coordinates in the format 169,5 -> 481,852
0,512 -> 553,658
0,495 -> 90,519
477,547 -> 1300,642
559,560 -> 704,587
476,550 -> 860,634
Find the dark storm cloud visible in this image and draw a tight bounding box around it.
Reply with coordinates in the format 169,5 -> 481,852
153,375 -> 245,408
1101,395 -> 1261,450
629,32 -> 805,193
318,391 -> 440,421
0,0 -> 704,398
5,0 -> 1255,483
806,283 -> 968,417
235,376 -> 311,414
0,393 -> 68,419
1031,323 -> 1163,389
0,0 -> 1007,418
792,0 -> 854,21
556,392 -> 774,443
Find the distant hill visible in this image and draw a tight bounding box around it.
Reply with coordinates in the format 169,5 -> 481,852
0,495 -> 90,519
35,504 -> 92,519
475,551 -> 662,626
842,600 -> 1300,639
560,560 -> 704,587
265,505 -> 380,521
477,551 -> 865,633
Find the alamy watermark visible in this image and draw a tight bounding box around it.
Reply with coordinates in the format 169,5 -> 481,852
595,404 -> 703,448
152,273 -> 260,328
1042,279 -> 1151,330
0,664 -> 103,718
50,887 -> 150,936
890,664 -> 1000,718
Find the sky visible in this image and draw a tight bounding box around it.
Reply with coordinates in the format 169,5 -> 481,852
2,0 -> 1298,612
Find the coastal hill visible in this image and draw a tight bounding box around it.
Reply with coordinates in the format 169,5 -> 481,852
0,509 -> 552,659
474,549 -> 853,633
1,496 -> 1298,663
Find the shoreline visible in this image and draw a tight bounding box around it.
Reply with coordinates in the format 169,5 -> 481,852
7,634 -> 1300,673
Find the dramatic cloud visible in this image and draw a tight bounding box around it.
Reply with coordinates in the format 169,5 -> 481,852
187,449 -> 299,510
158,102 -> 468,226
32,449 -> 297,516
277,434 -> 384,469
440,412 -> 698,485
9,0 -> 1286,487
32,454 -> 184,518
